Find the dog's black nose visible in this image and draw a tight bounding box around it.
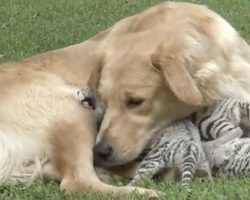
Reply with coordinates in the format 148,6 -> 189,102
93,142 -> 113,161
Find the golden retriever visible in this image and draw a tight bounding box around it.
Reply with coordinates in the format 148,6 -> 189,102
91,2 -> 250,168
1,1 -> 250,197
0,27 -> 157,197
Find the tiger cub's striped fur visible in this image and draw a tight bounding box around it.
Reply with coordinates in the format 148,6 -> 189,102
195,98 -> 250,141
128,119 -> 211,195
202,129 -> 243,174
203,132 -> 250,177
195,97 -> 250,177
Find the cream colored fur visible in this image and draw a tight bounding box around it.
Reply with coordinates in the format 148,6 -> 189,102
91,2 -> 250,166
0,25 -> 157,197
1,2 -> 250,198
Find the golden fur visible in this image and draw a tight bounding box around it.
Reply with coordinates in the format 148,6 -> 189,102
91,2 -> 250,166
1,1 -> 250,197
0,27 -> 157,197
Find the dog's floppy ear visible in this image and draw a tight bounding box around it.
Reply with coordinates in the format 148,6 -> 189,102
151,46 -> 203,105
87,47 -> 106,90
87,62 -> 102,90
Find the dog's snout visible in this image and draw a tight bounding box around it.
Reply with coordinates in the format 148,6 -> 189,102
93,142 -> 113,161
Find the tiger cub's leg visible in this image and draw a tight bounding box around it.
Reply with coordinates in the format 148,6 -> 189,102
196,160 -> 212,180
216,126 -> 243,140
128,151 -> 167,186
201,131 -> 242,172
207,119 -> 242,140
203,127 -> 243,148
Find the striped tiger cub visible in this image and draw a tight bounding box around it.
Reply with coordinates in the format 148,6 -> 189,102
202,131 -> 250,177
201,129 -> 243,174
127,97 -> 250,179
128,119 -> 211,196
194,97 -> 250,177
195,98 -> 250,141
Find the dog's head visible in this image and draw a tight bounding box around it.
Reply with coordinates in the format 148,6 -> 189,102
90,32 -> 204,166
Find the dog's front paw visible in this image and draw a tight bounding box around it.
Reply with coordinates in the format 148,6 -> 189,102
135,187 -> 164,199
60,179 -> 79,193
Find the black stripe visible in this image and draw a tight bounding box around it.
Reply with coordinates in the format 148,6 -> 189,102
242,160 -> 250,173
215,125 -> 235,139
211,119 -> 231,138
198,114 -> 211,134
234,144 -> 243,155
204,99 -> 234,139
245,146 -> 250,155
214,122 -> 229,137
246,102 -> 250,118
171,141 -> 184,162
182,166 -> 195,174
236,158 -> 244,173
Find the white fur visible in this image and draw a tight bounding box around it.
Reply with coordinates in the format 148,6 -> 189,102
0,131 -> 48,185
0,82 -> 82,186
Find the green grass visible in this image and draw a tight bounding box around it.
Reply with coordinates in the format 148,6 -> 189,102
2,177 -> 250,200
1,0 -> 250,199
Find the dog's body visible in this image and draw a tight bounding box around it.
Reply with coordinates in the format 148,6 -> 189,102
0,66 -> 85,185
0,31 -> 158,196
1,1 -> 250,196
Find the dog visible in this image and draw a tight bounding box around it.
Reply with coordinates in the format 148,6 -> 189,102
0,22 -> 158,198
91,2 -> 250,169
1,1 -> 250,197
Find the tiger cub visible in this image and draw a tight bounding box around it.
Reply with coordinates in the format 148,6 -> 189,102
128,119 -> 211,195
201,129 -> 243,175
203,132 -> 250,177
195,98 -> 250,141
194,97 -> 250,177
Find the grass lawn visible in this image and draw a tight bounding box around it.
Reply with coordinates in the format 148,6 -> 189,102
1,0 -> 250,199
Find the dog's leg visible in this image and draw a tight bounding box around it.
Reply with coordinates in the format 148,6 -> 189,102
42,162 -> 61,182
42,162 -> 116,185
48,110 -> 159,198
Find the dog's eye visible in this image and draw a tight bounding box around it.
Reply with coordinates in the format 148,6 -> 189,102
126,98 -> 144,109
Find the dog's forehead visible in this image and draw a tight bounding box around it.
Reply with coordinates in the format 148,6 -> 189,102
99,61 -> 161,101
104,55 -> 155,80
